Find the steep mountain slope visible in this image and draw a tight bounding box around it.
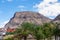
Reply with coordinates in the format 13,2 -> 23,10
53,14 -> 60,23
5,11 -> 51,28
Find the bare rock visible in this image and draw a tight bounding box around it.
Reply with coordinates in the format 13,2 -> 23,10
5,11 -> 51,29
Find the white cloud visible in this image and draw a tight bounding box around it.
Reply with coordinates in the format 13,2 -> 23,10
44,0 -> 57,3
34,0 -> 60,19
0,20 -> 9,28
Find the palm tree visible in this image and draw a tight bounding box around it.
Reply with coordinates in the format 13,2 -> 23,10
54,23 -> 60,40
14,22 -> 34,40
31,25 -> 45,40
21,22 -> 34,40
42,23 -> 55,40
57,23 -> 60,40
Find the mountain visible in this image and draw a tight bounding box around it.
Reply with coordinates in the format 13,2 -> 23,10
53,14 -> 60,23
5,11 -> 51,29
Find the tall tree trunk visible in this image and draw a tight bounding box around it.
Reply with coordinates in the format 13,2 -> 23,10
50,36 -> 52,40
36,38 -> 40,40
47,37 -> 51,40
59,36 -> 60,40
24,36 -> 27,40
55,35 -> 58,40
55,35 -> 56,40
44,38 -> 45,40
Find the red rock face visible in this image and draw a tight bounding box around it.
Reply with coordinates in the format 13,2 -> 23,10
7,28 -> 15,32
5,11 -> 51,29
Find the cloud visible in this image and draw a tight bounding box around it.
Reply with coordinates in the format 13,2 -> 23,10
0,20 -> 9,28
44,0 -> 57,3
34,0 -> 60,19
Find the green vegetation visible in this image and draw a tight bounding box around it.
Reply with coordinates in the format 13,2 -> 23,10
42,23 -> 56,40
4,22 -> 60,40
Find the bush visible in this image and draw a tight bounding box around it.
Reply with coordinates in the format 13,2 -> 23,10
5,38 -> 13,40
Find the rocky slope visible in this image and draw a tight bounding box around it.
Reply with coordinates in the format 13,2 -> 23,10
5,11 -> 51,29
53,14 -> 60,23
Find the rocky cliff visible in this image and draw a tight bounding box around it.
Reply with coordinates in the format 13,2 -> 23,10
5,11 -> 51,29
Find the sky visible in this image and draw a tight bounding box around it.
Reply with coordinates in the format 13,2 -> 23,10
0,0 -> 60,28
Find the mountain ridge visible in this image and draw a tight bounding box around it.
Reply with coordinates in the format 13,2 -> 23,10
5,11 -> 51,29
52,14 -> 60,23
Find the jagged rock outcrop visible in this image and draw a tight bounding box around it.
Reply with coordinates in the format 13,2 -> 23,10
5,11 -> 51,29
53,14 -> 60,23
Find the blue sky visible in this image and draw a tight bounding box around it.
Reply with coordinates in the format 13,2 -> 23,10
0,0 -> 42,28
0,0 -> 40,22
0,0 -> 60,28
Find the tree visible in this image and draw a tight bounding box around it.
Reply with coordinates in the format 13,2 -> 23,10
54,23 -> 60,40
14,22 -> 34,40
42,23 -> 55,40
31,25 -> 45,40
